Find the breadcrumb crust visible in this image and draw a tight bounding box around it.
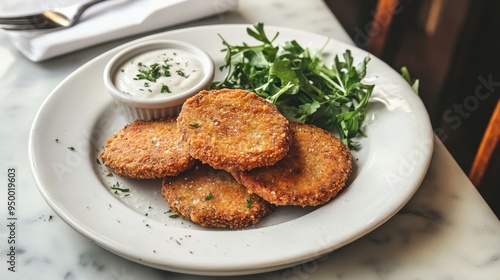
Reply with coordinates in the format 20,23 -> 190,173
99,118 -> 195,179
232,122 -> 352,207
177,89 -> 292,172
162,164 -> 273,228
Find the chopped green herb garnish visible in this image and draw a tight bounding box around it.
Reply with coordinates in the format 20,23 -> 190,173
134,62 -> 171,82
205,192 -> 214,201
246,198 -> 252,208
211,22 -> 374,149
169,214 -> 179,218
176,69 -> 190,78
110,182 -> 129,193
189,123 -> 199,128
111,187 -> 130,193
161,84 -> 171,93
67,147 -> 75,151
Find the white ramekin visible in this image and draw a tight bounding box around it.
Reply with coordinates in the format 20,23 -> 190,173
103,39 -> 215,120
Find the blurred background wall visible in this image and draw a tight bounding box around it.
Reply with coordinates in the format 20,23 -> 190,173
324,0 -> 499,216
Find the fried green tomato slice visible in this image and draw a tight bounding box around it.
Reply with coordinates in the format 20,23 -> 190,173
162,163 -> 273,228
99,118 -> 195,179
177,89 -> 291,172
232,122 -> 352,207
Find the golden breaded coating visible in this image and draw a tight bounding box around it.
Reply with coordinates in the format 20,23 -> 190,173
232,122 -> 352,207
99,118 -> 195,179
162,163 -> 273,228
177,89 -> 291,172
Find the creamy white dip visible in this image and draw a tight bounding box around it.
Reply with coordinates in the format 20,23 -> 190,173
114,49 -> 205,98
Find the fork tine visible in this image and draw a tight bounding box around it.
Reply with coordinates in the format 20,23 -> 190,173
0,23 -> 40,31
0,15 -> 41,24
1,25 -> 39,31
0,15 -> 60,30
1,24 -> 62,31
0,0 -> 108,31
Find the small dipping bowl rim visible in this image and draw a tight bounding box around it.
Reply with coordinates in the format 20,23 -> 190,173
103,39 -> 215,110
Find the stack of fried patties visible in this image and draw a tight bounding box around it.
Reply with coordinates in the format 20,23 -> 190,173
99,89 -> 352,229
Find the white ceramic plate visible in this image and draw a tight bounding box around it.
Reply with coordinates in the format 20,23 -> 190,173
29,24 -> 433,276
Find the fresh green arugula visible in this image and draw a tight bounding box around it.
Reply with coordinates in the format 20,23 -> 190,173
211,22 -> 374,149
400,66 -> 419,94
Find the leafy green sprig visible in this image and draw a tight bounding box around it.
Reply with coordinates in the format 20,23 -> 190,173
400,66 -> 419,94
212,22 -> 374,149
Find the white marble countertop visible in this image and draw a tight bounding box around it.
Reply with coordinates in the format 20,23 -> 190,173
1,0 -> 500,279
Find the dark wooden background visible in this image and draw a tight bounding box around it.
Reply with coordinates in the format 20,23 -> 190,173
324,0 -> 500,217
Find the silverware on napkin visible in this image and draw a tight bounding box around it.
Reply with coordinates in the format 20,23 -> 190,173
0,0 -> 109,31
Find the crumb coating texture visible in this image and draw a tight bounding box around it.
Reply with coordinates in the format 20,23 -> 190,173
177,89 -> 291,172
232,122 -> 352,207
162,164 -> 273,228
99,118 -> 195,179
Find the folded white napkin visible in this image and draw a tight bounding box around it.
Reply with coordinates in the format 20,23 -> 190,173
4,0 -> 239,62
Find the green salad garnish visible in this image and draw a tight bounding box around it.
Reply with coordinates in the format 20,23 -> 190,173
211,22 -> 374,149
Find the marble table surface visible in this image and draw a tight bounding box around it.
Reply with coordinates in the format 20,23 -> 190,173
1,0 -> 500,279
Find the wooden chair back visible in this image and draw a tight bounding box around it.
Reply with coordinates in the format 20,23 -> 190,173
469,99 -> 500,187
